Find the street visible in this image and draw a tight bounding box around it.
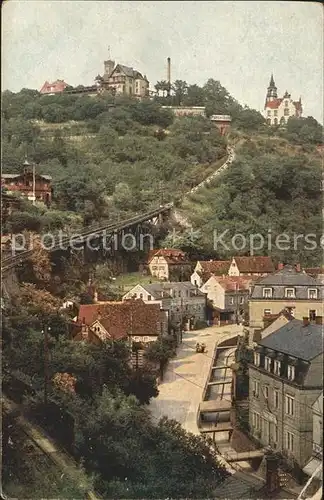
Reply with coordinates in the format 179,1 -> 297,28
149,324 -> 242,434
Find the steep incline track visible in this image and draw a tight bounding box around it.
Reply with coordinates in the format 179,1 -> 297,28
1,203 -> 173,271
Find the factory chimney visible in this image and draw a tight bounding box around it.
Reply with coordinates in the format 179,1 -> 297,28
167,57 -> 171,96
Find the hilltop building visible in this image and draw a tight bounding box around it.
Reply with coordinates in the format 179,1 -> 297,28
40,79 -> 70,94
95,59 -> 149,98
1,158 -> 52,206
264,75 -> 302,126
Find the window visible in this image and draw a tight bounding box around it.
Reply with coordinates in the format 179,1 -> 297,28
263,288 -> 273,298
252,412 -> 261,430
159,266 -> 164,270
273,389 -> 279,409
285,288 -> 295,298
287,365 -> 295,381
274,360 -> 281,376
267,110 -> 271,116
152,266 -> 158,270
264,309 -> 272,316
254,352 -> 260,366
309,310 -> 316,321
308,289 -> 318,299
229,297 -> 234,305
284,108 -> 290,116
285,100 -> 289,107
264,386 -> 269,399
265,356 -> 272,371
253,380 -> 260,397
139,293 -> 143,299
178,290 -> 182,297
240,297 -> 244,304
274,424 -> 279,443
274,118 -> 278,125
274,110 -> 278,116
147,295 -> 152,301
286,431 -> 294,451
285,394 -> 295,416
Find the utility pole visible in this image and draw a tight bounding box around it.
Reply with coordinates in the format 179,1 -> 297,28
235,282 -> 239,324
42,324 -> 51,405
32,162 -> 36,206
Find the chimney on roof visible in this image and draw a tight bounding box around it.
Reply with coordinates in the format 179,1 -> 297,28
302,317 -> 310,327
93,290 -> 98,303
295,263 -> 301,272
278,263 -> 284,270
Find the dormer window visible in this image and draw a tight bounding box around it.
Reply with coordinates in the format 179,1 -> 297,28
287,365 -> 295,381
285,288 -> 295,298
254,352 -> 260,366
263,288 -> 273,298
265,356 -> 272,371
274,360 -> 281,376
308,289 -> 318,299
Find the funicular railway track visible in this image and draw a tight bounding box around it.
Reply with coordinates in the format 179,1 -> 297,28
1,203 -> 174,271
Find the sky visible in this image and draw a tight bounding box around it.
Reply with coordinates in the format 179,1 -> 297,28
2,1 -> 323,122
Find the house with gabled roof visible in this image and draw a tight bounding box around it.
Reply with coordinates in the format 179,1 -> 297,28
95,59 -> 149,98
228,256 -> 275,277
148,248 -> 192,281
74,298 -> 167,345
200,274 -> 254,325
191,260 -> 231,287
249,317 -> 323,469
40,79 -> 70,94
123,281 -> 206,329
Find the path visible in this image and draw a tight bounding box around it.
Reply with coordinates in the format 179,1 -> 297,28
149,324 -> 242,435
2,396 -> 100,500
173,145 -> 236,228
149,324 -> 267,499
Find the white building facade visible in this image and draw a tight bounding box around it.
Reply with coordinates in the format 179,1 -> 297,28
264,75 -> 302,126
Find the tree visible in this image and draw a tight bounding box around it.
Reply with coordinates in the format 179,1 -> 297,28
7,212 -> 42,233
172,80 -> 188,105
184,84 -> 205,106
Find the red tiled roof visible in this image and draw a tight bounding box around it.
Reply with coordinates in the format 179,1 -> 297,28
199,260 -> 230,275
78,304 -> 100,326
233,256 -> 275,274
149,248 -> 189,265
214,275 -> 254,292
265,98 -> 283,109
78,299 -> 163,341
304,267 -> 324,276
40,79 -> 69,94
